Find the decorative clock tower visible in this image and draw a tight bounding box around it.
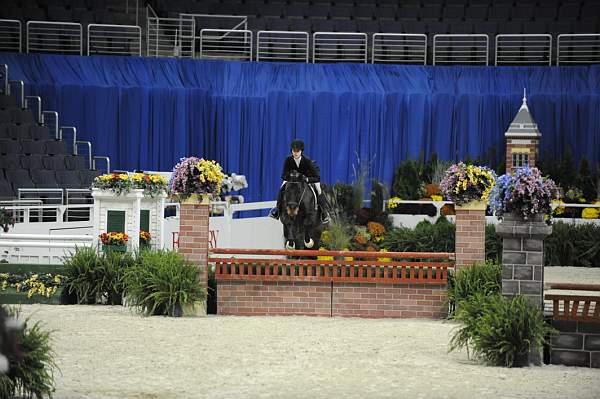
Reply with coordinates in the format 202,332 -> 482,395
505,90 -> 541,174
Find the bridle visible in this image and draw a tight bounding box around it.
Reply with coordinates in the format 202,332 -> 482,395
284,180 -> 307,209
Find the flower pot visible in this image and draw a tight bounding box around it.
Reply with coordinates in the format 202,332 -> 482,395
168,302 -> 183,317
102,244 -> 127,253
455,200 -> 487,211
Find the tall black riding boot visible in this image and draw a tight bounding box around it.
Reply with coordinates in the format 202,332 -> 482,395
317,193 -> 331,224
269,185 -> 285,219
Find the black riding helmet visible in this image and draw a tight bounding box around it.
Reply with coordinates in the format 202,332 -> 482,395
291,139 -> 304,151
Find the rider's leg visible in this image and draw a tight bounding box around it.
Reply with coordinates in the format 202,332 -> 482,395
314,182 -> 331,224
269,182 -> 285,219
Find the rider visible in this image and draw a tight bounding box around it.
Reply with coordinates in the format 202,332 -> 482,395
269,139 -> 330,224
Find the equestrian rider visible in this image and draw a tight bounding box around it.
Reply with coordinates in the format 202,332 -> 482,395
269,139 -> 331,224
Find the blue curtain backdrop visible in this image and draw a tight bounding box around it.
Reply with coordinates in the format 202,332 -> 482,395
1,53 -> 599,202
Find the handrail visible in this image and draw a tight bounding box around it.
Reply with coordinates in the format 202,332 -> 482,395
75,140 -> 93,169
42,111 -> 59,139
8,80 -> 24,108
59,126 -> 77,154
24,96 -> 42,124
92,156 -> 111,173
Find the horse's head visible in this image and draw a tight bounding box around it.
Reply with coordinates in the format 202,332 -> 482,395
283,179 -> 303,218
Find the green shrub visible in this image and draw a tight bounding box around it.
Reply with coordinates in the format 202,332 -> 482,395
97,251 -> 135,305
447,260 -> 501,316
391,158 -> 425,200
62,246 -> 103,304
381,216 -> 455,253
545,221 -> 600,267
449,294 -> 555,367
123,250 -> 206,317
485,224 -> 503,262
1,306 -> 57,398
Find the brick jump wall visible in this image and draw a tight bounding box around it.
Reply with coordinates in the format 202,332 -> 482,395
213,249 -> 453,319
217,281 -> 447,318
548,320 -> 600,368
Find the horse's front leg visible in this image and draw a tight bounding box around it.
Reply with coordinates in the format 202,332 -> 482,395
284,222 -> 296,250
303,224 -> 314,248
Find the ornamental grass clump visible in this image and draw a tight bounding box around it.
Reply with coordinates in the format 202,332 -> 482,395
489,166 -> 558,221
169,157 -> 225,200
440,162 -> 496,205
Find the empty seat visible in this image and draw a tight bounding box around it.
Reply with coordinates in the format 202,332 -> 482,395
80,169 -> 101,188
30,125 -> 51,140
21,140 -> 46,155
10,109 -> 34,125
523,21 -> 548,35
450,22 -> 474,35
511,5 -> 534,21
22,7 -> 46,21
534,6 -> 558,21
45,140 -> 68,155
334,19 -> 358,32
285,5 -> 306,19
42,154 -> 65,171
288,19 -> 312,33
47,7 -> 73,22
7,124 -> 32,140
0,154 -> 20,169
548,21 -> 573,34
558,4 -> 580,20
330,7 -> 352,20
421,5 -> 442,21
31,169 -> 58,189
358,20 -> 381,34
261,5 -> 283,18
56,169 -> 82,189
0,95 -> 17,110
353,5 -> 374,20
374,6 -> 397,21
65,155 -> 86,170
397,5 -> 420,21
0,139 -> 21,154
500,21 -> 524,35
444,5 -> 465,21
0,124 -> 9,139
488,6 -> 510,21
380,20 -> 405,34
307,5 -> 331,19
427,21 -> 450,35
465,5 -> 488,21
5,169 -> 34,190
0,110 -> 10,123
266,18 -> 289,31
20,155 -> 44,170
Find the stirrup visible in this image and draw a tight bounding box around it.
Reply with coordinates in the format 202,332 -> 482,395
269,208 -> 279,219
320,213 -> 330,224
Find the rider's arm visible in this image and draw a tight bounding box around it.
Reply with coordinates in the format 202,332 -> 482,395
304,157 -> 321,183
281,157 -> 291,181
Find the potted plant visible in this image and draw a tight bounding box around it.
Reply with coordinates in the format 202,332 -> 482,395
139,230 -> 151,249
99,232 -> 129,252
0,207 -> 15,232
91,172 -> 133,195
440,162 -> 497,208
131,172 -> 168,197
489,166 -> 558,222
169,157 -> 225,203
62,247 -> 103,304
123,250 -> 206,317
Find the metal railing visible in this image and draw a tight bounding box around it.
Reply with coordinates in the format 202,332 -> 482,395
17,189 -> 64,223
1,64 -> 8,95
8,80 -> 23,108
372,33 -> 427,64
75,140 -> 93,169
313,32 -> 368,63
42,111 -> 59,139
147,14 -> 195,58
495,34 -> 552,66
433,34 -> 489,65
24,96 -> 42,124
557,34 -> 600,65
198,29 -> 252,61
0,19 -> 21,53
26,21 -> 83,55
92,156 -> 111,173
256,31 -> 309,62
65,189 -> 94,222
59,126 -> 77,155
88,24 -> 142,56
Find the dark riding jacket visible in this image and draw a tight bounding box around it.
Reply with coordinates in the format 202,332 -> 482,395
282,154 -> 320,183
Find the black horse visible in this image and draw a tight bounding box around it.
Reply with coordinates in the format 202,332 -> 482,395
279,171 -> 324,250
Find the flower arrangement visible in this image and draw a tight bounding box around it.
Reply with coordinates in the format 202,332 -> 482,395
99,232 -> 129,246
131,173 -> 168,197
93,172 -> 168,197
430,194 -> 443,202
489,167 -> 558,221
440,162 -> 496,206
582,202 -> 600,219
139,230 -> 151,243
387,196 -> 402,209
367,221 -> 385,243
92,173 -> 132,195
169,157 -> 226,200
1,272 -> 64,299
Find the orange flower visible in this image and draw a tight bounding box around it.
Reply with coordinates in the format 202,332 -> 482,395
367,221 -> 385,235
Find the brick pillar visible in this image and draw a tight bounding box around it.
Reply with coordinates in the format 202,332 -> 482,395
496,213 -> 552,308
454,201 -> 486,269
178,202 -> 209,305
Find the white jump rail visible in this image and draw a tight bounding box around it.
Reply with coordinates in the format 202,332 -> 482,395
0,19 -> 21,53
257,30 -> 309,62
313,32 -> 368,63
557,34 -> 600,65
372,33 -> 427,64
433,34 -> 489,65
198,28 -> 253,61
26,20 -> 82,55
495,34 -> 552,66
146,10 -> 195,58
88,24 -> 142,56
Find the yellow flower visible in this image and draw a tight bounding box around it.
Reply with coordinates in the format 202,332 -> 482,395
582,208 -> 600,219
431,194 -> 443,201
132,173 -> 144,182
119,174 -> 129,181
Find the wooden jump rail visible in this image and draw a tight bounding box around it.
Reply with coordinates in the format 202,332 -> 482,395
545,283 -> 600,321
210,248 -> 455,285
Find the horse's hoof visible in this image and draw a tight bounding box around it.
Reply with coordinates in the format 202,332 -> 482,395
304,238 -> 314,248
286,241 -> 296,250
